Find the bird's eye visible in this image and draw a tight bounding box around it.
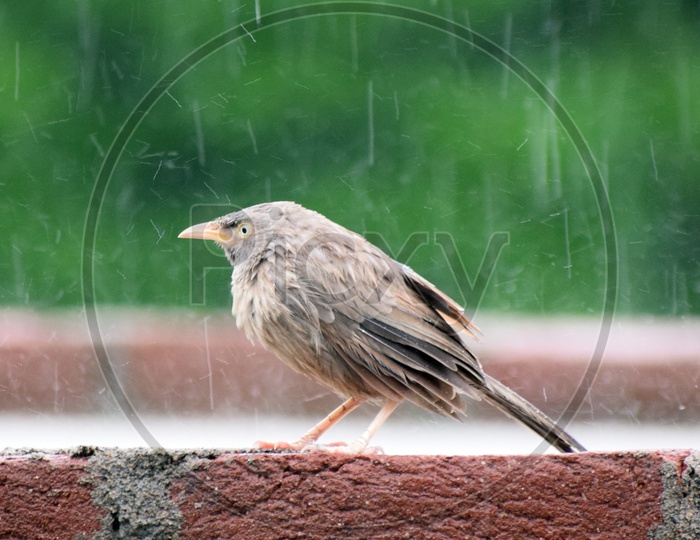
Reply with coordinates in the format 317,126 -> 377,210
238,223 -> 251,237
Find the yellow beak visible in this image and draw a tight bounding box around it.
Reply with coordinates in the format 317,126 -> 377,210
178,221 -> 233,242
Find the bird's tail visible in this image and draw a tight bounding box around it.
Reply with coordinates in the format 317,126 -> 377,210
482,374 -> 586,453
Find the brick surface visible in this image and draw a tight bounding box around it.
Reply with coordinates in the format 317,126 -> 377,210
0,451 -> 103,539
172,451 -> 673,540
1,449 -> 697,540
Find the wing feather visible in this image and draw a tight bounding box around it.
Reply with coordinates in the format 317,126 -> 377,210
296,229 -> 486,414
400,263 -> 481,341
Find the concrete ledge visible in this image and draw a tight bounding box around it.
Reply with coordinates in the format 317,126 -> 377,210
1,449 -> 698,539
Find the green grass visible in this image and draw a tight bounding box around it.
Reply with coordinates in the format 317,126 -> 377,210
1,1 -> 698,316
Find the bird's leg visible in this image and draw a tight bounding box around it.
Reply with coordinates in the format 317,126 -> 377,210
304,400 -> 400,455
254,396 -> 364,452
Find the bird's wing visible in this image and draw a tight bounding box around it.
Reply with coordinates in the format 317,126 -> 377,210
398,263 -> 481,342
294,222 -> 585,452
299,237 -> 486,409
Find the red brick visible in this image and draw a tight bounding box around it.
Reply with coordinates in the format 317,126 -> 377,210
1,449 -> 696,539
0,452 -> 103,539
170,451 -> 683,540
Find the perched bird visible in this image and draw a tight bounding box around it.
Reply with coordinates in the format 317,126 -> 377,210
179,201 -> 585,454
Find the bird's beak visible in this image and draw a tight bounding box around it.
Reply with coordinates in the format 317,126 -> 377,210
178,221 -> 233,242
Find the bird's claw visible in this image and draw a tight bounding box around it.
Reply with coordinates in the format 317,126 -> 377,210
253,439 -> 383,455
253,439 -> 305,452
301,442 -> 385,455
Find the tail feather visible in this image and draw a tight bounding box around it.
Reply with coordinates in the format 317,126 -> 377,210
482,375 -> 586,453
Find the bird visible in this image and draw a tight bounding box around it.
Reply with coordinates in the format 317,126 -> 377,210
179,201 -> 585,454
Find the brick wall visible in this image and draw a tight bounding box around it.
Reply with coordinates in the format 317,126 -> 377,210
1,448 -> 698,539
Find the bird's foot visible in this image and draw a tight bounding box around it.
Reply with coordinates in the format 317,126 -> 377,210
253,439 -> 383,455
300,441 -> 384,455
254,439 -> 307,452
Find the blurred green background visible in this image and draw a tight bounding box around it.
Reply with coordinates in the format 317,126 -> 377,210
1,0 -> 698,316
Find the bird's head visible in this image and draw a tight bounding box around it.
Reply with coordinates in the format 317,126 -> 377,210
178,202 -> 298,266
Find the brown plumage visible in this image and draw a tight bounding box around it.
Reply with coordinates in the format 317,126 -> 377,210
179,201 -> 585,454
